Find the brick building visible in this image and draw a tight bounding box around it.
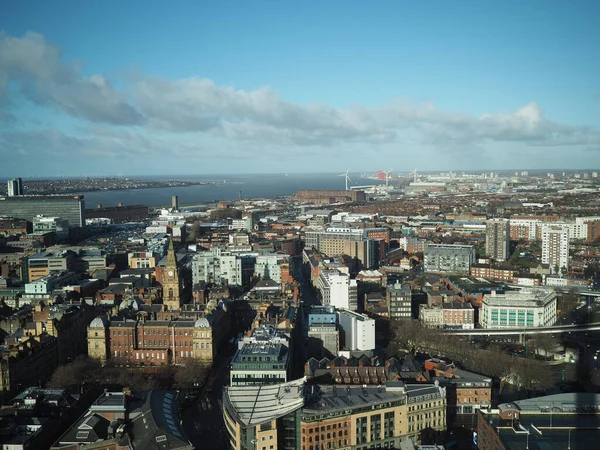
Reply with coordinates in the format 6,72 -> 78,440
470,264 -> 517,282
442,302 -> 475,329
87,309 -> 229,367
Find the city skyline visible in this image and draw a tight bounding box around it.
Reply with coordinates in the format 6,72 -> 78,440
1,1 -> 600,176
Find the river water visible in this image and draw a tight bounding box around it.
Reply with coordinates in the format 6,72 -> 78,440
80,173 -> 386,207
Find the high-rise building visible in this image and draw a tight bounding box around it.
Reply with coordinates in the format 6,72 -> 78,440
486,218 -> 510,261
0,195 -> 85,227
171,195 -> 179,210
541,224 -> 569,275
317,269 -> 358,310
7,178 -> 23,196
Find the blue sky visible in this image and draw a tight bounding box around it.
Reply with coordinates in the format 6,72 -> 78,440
1,1 -> 599,176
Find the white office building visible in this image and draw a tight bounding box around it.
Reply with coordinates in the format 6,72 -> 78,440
255,254 -> 289,284
479,288 -> 557,329
192,247 -> 243,286
317,269 -> 358,310
33,215 -> 70,243
541,224 -> 569,275
337,309 -> 376,352
145,224 -> 169,235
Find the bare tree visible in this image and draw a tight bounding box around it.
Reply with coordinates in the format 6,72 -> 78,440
174,360 -> 209,389
530,334 -> 559,360
49,356 -> 102,388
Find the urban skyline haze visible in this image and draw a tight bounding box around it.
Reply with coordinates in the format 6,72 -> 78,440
1,1 -> 599,176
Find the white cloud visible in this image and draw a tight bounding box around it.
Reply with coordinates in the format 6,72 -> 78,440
1,31 -> 599,153
0,31 -> 142,125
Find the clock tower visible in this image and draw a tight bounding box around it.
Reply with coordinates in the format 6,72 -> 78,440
162,239 -> 181,310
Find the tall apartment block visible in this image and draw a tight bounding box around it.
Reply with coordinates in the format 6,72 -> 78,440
7,178 -> 23,196
485,218 -> 510,261
541,224 -> 569,274
171,195 -> 179,211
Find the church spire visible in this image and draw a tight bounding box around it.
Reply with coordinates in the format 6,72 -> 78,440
166,238 -> 177,267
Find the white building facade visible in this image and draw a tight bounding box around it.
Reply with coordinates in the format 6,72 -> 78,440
317,269 -> 358,310
255,254 -> 289,284
337,309 -> 376,352
191,247 -> 243,286
479,288 -> 557,329
541,224 -> 569,275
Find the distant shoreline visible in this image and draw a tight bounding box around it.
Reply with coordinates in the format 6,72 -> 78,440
3,179 -> 228,197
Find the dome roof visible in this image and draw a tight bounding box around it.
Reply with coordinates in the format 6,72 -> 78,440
194,317 -> 210,328
89,316 -> 108,329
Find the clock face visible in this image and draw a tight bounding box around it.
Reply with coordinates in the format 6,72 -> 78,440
168,270 -> 174,277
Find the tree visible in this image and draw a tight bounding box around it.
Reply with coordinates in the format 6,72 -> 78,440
174,360 -> 209,389
560,289 -> 580,314
49,356 -> 102,388
531,334 -> 559,360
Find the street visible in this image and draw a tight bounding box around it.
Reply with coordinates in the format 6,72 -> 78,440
181,344 -> 236,449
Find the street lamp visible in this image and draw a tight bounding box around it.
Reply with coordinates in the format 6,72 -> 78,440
568,428 -> 572,450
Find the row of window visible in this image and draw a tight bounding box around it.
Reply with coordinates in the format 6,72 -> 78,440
408,401 -> 441,412
110,329 -> 207,337
112,350 -> 197,359
408,410 -> 442,422
304,422 -> 349,433
303,430 -> 349,443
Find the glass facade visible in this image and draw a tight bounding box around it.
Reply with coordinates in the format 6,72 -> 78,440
0,195 -> 85,227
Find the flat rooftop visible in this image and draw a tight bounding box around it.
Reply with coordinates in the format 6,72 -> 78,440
237,342 -> 285,357
487,413 -> 600,450
90,391 -> 126,411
